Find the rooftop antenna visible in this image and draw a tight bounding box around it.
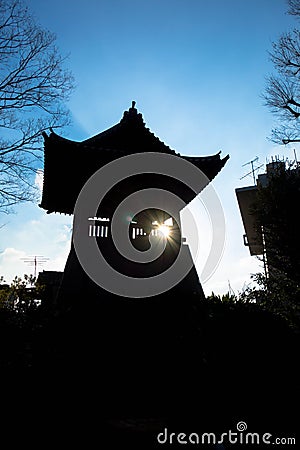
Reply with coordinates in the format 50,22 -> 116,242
21,255 -> 49,278
240,156 -> 264,185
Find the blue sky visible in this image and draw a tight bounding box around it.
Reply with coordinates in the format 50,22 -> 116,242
0,0 -> 298,295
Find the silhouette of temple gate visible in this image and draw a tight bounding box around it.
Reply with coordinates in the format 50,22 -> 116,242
40,102 -> 229,414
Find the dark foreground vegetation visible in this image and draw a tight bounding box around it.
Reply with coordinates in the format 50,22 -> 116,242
0,285 -> 298,449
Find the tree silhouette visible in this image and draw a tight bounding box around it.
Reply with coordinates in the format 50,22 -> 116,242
0,0 -> 74,211
264,0 -> 300,144
242,165 -> 300,330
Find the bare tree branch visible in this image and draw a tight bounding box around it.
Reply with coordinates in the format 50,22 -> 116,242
0,0 -> 74,212
264,1 -> 300,144
288,0 -> 300,17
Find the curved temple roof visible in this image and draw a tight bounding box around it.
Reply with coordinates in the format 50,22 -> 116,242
40,102 -> 229,215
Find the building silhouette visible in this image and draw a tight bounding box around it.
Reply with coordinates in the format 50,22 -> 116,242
236,158 -> 300,281
39,102 -> 229,415
40,102 -> 228,302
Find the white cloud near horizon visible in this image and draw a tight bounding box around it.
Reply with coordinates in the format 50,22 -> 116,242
0,207 -> 72,282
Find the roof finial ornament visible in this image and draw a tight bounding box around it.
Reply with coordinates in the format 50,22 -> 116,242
131,100 -> 136,109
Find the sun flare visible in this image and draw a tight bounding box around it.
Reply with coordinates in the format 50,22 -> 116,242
158,224 -> 171,237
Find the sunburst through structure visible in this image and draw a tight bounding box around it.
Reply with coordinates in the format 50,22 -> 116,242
157,224 -> 171,238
